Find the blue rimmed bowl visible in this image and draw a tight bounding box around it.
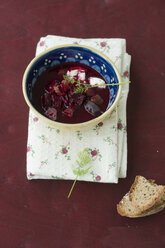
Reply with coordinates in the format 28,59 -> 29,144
22,45 -> 122,130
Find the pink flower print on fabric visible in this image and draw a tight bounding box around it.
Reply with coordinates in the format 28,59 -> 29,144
27,145 -> 35,157
91,150 -> 98,156
117,123 -> 123,130
62,148 -> 68,154
117,119 -> 126,132
40,41 -> 45,47
95,175 -> 101,181
123,66 -> 129,78
55,142 -> 71,160
123,70 -> 129,77
98,122 -> 103,126
88,148 -> 102,161
90,171 -> 102,182
95,40 -> 110,53
27,146 -> 30,152
100,41 -> 106,47
33,117 -> 39,122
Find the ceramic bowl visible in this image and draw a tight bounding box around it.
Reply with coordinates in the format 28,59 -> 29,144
22,45 -> 122,130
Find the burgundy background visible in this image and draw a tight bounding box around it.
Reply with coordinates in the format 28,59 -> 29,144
0,0 -> 165,247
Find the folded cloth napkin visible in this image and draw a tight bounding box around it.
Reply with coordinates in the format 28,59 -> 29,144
26,35 -> 131,183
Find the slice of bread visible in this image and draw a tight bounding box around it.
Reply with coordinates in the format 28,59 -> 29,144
117,175 -> 165,218
129,176 -> 165,211
142,203 -> 165,217
117,192 -> 165,218
117,193 -> 142,217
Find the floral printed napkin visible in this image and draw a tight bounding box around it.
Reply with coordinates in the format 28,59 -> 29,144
26,35 -> 131,183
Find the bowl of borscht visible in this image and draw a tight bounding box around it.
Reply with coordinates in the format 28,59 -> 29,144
22,45 -> 122,130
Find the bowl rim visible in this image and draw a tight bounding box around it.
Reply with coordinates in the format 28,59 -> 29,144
22,44 -> 122,129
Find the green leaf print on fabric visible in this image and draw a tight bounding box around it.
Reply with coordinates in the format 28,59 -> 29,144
38,135 -> 51,145
46,126 -> 60,133
104,136 -> 114,145
76,130 -> 83,140
40,159 -> 48,166
107,162 -> 116,173
46,126 -> 55,131
52,175 -> 63,180
52,173 -> 67,180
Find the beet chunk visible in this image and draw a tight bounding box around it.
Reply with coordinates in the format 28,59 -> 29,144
73,94 -> 86,107
91,94 -> 103,105
61,80 -> 70,92
54,85 -> 65,96
41,93 -> 51,108
63,108 -> 74,118
45,107 -> 57,120
84,101 -> 101,116
61,95 -> 69,107
68,95 -> 75,107
51,94 -> 62,109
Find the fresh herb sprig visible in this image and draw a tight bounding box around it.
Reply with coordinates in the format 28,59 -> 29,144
63,75 -> 131,94
68,148 -> 92,199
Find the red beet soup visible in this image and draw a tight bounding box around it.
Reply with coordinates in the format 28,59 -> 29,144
32,62 -> 110,124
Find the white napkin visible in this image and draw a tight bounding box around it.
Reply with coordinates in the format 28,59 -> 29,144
26,35 -> 131,183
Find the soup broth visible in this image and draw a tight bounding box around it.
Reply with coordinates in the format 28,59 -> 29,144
32,62 -> 110,124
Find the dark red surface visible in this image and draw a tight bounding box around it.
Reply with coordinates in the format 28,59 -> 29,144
0,0 -> 165,247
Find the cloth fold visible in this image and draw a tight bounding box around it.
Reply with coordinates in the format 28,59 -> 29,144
26,35 -> 131,183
